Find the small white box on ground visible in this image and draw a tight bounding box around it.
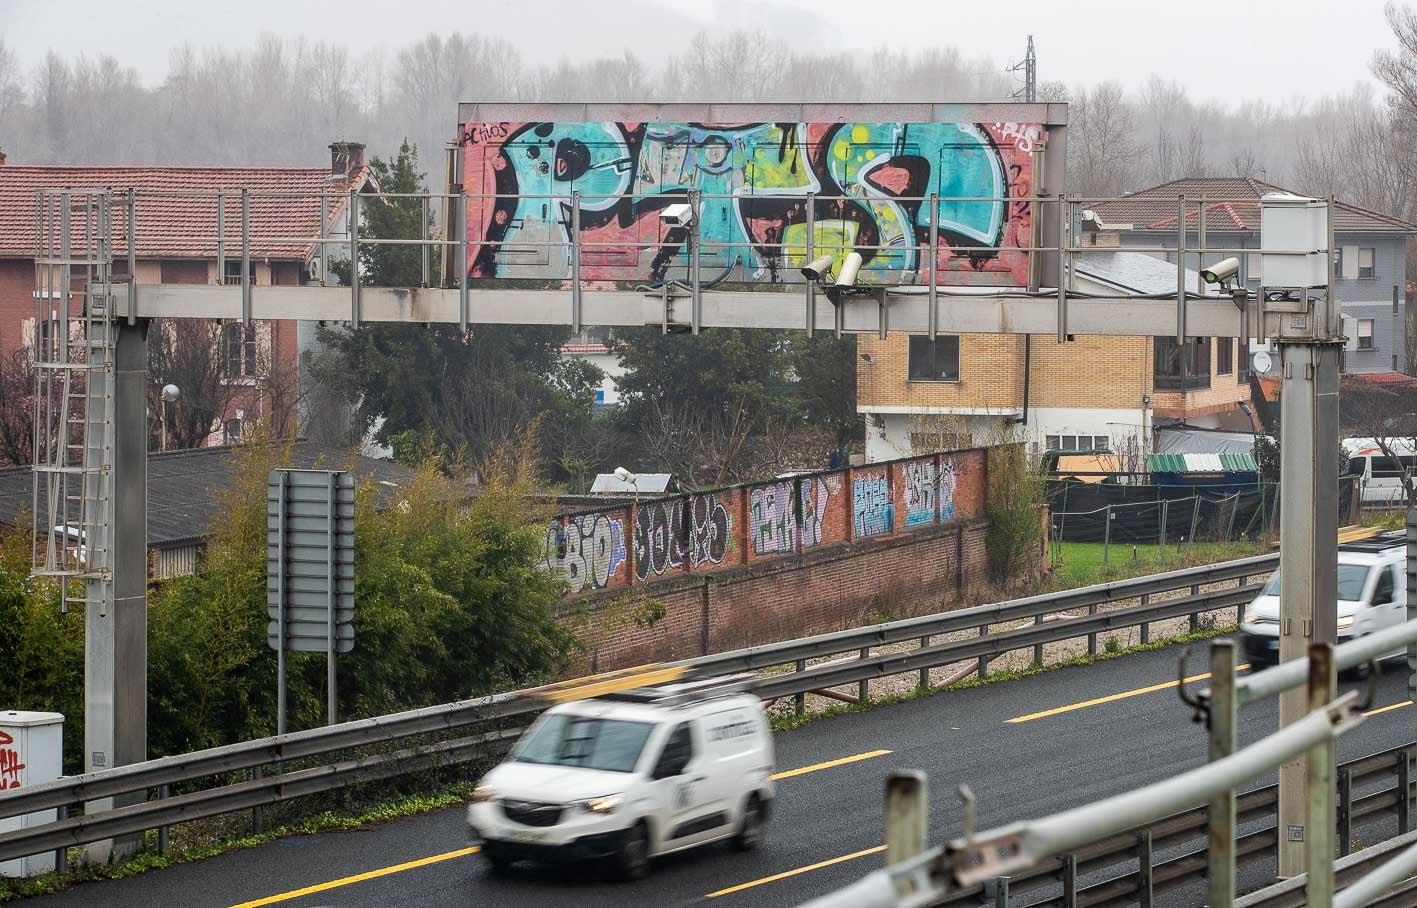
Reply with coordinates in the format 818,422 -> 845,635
0,711 -> 63,877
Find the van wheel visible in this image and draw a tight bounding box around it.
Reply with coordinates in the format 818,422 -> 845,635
616,821 -> 651,881
483,849 -> 513,876
732,795 -> 765,852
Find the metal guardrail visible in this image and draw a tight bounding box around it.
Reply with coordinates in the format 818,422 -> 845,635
0,553 -> 1278,865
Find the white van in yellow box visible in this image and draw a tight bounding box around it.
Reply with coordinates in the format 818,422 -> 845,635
466,676 -> 774,880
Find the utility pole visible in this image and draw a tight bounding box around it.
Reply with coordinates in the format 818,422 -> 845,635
1266,195 -> 1342,877
1011,36 -> 1037,103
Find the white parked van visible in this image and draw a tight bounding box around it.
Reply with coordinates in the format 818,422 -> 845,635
1240,531 -> 1408,666
1343,438 -> 1416,509
466,675 -> 774,879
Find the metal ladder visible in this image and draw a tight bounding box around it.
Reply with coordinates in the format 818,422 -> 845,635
32,189 -> 118,615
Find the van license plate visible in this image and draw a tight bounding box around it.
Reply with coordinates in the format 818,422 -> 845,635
508,830 -> 544,844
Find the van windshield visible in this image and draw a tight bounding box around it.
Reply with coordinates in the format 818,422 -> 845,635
1262,564 -> 1373,602
511,714 -> 656,773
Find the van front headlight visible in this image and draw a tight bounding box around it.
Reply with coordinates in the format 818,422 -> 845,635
1337,615 -> 1356,631
1244,607 -> 1257,625
575,794 -> 624,814
471,782 -> 498,804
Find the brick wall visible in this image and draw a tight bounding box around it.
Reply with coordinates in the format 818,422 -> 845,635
561,517 -> 991,673
545,447 -> 997,672
857,333 -> 1025,410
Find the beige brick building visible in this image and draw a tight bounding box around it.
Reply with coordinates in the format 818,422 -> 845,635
857,250 -> 1251,461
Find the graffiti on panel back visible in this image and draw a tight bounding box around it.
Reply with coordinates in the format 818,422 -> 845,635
544,513 -> 627,594
634,495 -> 731,581
461,120 -> 1036,286
749,477 -> 839,555
853,474 -> 893,537
903,457 -> 957,526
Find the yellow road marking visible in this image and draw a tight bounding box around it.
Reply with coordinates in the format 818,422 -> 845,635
1006,664 -> 1250,724
770,749 -> 892,780
227,846 -> 480,907
706,845 -> 887,898
1366,700 -> 1412,717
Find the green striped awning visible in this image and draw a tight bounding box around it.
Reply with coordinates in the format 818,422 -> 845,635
1147,452 -> 1257,474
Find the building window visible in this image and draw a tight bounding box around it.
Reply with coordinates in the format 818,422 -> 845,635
1358,319 -> 1375,350
1046,434 -> 1110,452
1359,247 -> 1376,279
1245,253 -> 1261,283
224,417 -> 243,444
223,321 -> 258,379
223,260 -> 257,286
907,335 -> 960,382
1153,336 -> 1211,391
1217,337 -> 1234,375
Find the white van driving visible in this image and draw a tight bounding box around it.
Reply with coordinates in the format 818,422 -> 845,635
1240,532 -> 1408,667
466,675 -> 774,880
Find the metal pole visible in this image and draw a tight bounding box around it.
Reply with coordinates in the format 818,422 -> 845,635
217,190 -> 225,285
420,195 -> 431,288
805,191 -> 816,335
1160,498 -> 1169,557
1176,194 -> 1187,343
125,191 -> 136,325
978,624 -> 989,678
928,194 -> 939,341
241,188 -> 251,326
1136,830 -> 1154,908
795,659 -> 805,716
1337,767 -> 1352,857
985,877 -> 1010,908
918,636 -> 929,689
1056,196 -> 1068,342
457,191 -> 469,331
1277,336 -> 1342,878
1190,496 -> 1200,556
326,472 -> 337,725
1306,643 -> 1337,905
570,190 -> 582,336
1103,504 -> 1111,566
319,191 -> 329,285
884,770 -> 928,871
276,470 -> 287,738
690,188 -> 702,336
859,647 -> 869,703
349,191 -> 360,329
1207,639 -> 1237,908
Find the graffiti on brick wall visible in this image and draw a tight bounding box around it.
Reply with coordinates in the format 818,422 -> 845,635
544,513 -> 627,593
903,461 -> 937,526
939,457 -> 957,521
461,120 -> 1035,286
634,495 -> 731,580
749,476 -> 839,555
853,474 -> 894,537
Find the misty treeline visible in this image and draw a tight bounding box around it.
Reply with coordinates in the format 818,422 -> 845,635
3,4 -> 1417,218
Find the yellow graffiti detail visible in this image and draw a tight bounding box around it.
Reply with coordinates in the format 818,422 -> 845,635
833,140 -> 849,161
851,124 -> 870,143
781,221 -> 861,269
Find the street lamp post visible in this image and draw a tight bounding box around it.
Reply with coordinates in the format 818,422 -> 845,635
159,384 -> 180,452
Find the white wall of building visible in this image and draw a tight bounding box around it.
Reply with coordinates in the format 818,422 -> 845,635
864,406 -> 1150,462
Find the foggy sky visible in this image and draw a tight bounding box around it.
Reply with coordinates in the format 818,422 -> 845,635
0,0 -> 1398,107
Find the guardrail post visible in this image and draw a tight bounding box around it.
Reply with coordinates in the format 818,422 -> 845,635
1399,750 -> 1412,834
1208,639 -> 1237,907
858,648 -> 870,702
978,624 -> 990,678
918,636 -> 930,689
53,804 -> 67,873
1140,593 -> 1150,645
1136,829 -> 1154,907
1088,604 -> 1097,656
1338,766 -> 1352,857
884,770 -> 928,873
794,660 -> 806,716
1190,582 -> 1201,633
1033,616 -> 1043,666
1061,852 -> 1078,907
252,766 -> 264,834
984,876 -> 1010,907
157,785 -> 170,854
1306,642 -> 1338,907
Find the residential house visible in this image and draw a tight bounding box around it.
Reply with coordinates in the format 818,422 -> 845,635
0,143 -> 373,445
1088,177 -> 1417,375
857,250 -> 1248,462
558,330 -> 625,409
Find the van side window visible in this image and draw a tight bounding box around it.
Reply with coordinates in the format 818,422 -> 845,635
1372,456 -> 1404,478
653,722 -> 694,778
1374,567 -> 1397,605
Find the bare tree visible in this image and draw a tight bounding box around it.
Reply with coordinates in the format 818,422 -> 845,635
0,349 -> 34,466
1069,82 -> 1144,197
1342,375 -> 1417,506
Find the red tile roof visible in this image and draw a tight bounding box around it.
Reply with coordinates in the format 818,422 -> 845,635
1342,371 -> 1417,385
0,165 -> 370,260
1091,178 -> 1417,235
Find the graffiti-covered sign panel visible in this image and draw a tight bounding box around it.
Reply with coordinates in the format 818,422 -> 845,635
460,119 -> 1037,286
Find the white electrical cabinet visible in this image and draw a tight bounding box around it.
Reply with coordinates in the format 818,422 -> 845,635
0,711 -> 63,877
1260,193 -> 1329,288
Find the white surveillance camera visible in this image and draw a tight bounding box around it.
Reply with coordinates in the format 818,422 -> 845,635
834,251 -> 864,288
801,254 -> 835,282
659,203 -> 695,228
613,466 -> 635,483
1201,257 -> 1240,286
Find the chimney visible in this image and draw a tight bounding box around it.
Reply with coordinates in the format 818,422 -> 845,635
0,150 -> 7,167
329,142 -> 365,179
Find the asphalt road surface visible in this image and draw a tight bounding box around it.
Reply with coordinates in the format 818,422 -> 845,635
33,641 -> 1417,908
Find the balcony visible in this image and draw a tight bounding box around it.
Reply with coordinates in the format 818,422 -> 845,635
1153,374 -> 1211,392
